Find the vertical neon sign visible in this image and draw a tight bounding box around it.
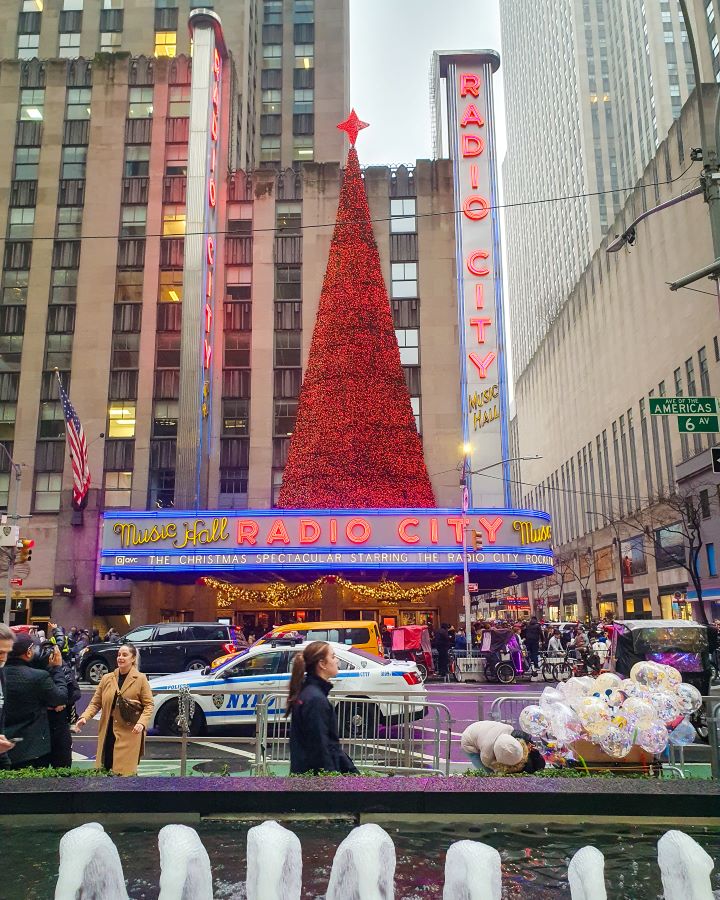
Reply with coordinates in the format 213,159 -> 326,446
202,46 -> 221,418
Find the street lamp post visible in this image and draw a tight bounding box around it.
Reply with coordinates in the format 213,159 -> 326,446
0,445 -> 22,627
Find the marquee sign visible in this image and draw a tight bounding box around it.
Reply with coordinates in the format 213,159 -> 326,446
100,508 -> 553,577
439,51 -> 511,507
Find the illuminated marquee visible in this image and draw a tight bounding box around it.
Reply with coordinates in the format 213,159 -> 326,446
100,509 -> 554,577
202,45 -> 222,415
440,51 -> 510,507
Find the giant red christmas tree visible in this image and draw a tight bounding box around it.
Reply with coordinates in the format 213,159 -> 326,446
277,111 -> 436,509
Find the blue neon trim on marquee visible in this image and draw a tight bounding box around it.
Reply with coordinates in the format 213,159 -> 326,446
100,545 -> 553,558
101,507 -> 551,520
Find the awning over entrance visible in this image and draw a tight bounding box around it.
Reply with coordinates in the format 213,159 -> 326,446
100,507 -> 553,590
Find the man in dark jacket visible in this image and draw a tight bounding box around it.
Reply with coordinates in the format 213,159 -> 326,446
523,617 -> 543,671
0,623 -> 15,766
434,623 -> 452,678
4,632 -> 68,769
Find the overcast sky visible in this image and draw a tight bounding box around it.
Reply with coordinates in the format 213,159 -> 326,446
349,0 -> 505,167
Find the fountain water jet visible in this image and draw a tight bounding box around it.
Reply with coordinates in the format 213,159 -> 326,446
326,823 -> 396,900
158,824 -> 213,900
567,846 -> 607,900
54,822 -> 128,900
442,840 -> 502,899
658,829 -> 715,900
246,820 -> 302,900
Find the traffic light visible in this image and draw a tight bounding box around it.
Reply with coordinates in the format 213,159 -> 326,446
470,530 -> 483,551
16,538 -> 34,564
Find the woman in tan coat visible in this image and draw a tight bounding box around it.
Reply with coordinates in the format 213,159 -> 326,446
76,644 -> 154,776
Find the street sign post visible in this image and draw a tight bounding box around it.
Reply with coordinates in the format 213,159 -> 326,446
649,397 -> 718,416
677,415 -> 719,433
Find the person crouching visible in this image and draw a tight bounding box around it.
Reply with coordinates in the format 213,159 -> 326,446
286,641 -> 358,775
461,720 -> 546,774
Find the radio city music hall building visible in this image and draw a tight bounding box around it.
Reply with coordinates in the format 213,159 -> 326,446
0,5 -> 552,633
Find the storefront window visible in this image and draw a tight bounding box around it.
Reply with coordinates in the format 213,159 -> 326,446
620,535 -> 647,578
594,546 -> 614,582
654,524 -> 685,569
597,596 -> 617,621
623,595 -> 652,619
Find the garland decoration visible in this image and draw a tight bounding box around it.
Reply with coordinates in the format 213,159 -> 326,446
200,574 -> 460,608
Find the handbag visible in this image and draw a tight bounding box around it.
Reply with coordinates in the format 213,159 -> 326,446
115,692 -> 143,727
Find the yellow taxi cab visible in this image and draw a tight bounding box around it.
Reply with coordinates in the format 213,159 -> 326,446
211,619 -> 383,667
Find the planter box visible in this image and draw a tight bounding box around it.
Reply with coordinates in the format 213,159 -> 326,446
571,739 -> 654,772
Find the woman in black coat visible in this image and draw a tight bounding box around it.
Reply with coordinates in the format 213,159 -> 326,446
286,641 -> 358,775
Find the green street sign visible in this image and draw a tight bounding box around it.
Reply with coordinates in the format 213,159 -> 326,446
677,415 -> 719,433
649,397 -> 718,416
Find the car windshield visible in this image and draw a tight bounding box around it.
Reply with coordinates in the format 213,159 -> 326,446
208,646 -> 251,673
348,647 -> 390,666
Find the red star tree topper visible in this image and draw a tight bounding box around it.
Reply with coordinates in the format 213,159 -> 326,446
277,116 -> 436,509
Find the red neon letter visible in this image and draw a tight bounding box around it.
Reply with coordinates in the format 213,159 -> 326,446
469,351 -> 496,378
206,235 -> 215,265
475,283 -> 484,309
470,164 -> 479,189
469,317 -> 492,343
206,268 -> 213,299
203,340 -> 212,369
460,73 -> 480,97
479,516 -> 503,544
266,518 -> 291,545
462,134 -> 485,157
398,517 -> 420,544
209,179 -> 216,208
430,517 -> 438,544
299,519 -> 321,544
460,104 -> 484,128
237,520 -> 259,545
214,48 -> 221,77
211,111 -> 218,141
463,196 -> 490,221
204,303 -> 212,333
467,249 -> 490,276
212,80 -> 219,109
345,518 -> 371,544
446,516 -> 465,544
329,518 -> 337,544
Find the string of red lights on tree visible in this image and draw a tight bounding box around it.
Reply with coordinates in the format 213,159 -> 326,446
277,110 -> 436,509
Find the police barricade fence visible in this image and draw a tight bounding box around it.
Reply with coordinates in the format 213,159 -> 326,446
144,685 -> 452,777
707,696 -> 720,780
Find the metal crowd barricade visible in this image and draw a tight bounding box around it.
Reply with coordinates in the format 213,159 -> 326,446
256,692 -> 453,776
143,685 -> 452,776
487,694 -> 539,729
708,696 -> 720,780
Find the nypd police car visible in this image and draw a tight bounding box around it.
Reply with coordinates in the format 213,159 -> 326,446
148,639 -> 427,736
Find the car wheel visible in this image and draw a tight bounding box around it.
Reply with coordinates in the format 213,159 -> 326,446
340,700 -> 378,739
416,662 -> 428,682
495,662 -> 516,685
156,698 -> 206,737
185,658 -> 208,671
85,659 -> 109,685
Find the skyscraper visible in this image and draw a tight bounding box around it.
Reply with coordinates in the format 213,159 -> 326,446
501,0 -> 705,381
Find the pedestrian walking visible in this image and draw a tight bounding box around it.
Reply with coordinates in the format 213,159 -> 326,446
48,649 -> 81,768
75,644 -> 154,776
434,623 -> 452,678
3,632 -> 68,769
286,641 -> 358,775
0,623 -> 16,765
523,616 -> 542,672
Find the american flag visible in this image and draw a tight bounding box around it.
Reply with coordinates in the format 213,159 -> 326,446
55,371 -> 91,509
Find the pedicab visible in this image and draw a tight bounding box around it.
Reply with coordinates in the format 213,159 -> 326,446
390,625 -> 434,681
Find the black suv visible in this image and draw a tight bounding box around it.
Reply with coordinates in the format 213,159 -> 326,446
78,623 -> 240,684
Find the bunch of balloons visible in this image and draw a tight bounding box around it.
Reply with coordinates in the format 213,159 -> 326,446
518,662 -> 703,760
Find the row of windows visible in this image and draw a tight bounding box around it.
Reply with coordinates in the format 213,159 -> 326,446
262,44 -> 314,70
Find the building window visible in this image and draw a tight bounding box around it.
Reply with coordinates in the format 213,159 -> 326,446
292,136 -> 313,161
107,402 -> 136,438
222,399 -> 249,435
262,89 -> 282,114
165,147 -> 187,176
700,488 -> 711,518
111,332 -> 140,368
17,35 -> 40,60
224,332 -> 251,367
410,396 -> 421,433
158,270 -> 183,303
115,270 -> 143,303
39,402 -> 65,439
390,198 -> 416,233
293,88 -> 313,114
19,88 -> 44,121
396,328 -> 419,365
103,470 -> 132,507
293,0 -> 314,23
162,206 -> 186,236
33,472 -> 62,512
263,45 -> 282,69
260,137 -> 281,163
100,31 -> 122,52
45,333 -> 73,369
50,269 -> 77,304
264,0 -> 282,24
120,206 -> 147,238
66,88 -> 91,120
0,404 -> 17,441
294,44 -> 314,69
7,208 -> 35,240
148,469 -> 175,508
273,400 -> 298,436
391,262 -> 418,299
219,470 -> 248,509
707,542 -> 717,577
154,31 -> 176,57
14,147 -> 40,181
276,202 -> 301,234
22,0 -> 44,9
124,145 -> 150,177
152,401 -> 178,437
58,32 -> 81,58
274,331 -> 301,367
61,146 -> 87,180
168,85 -> 190,118
128,87 -> 153,118
56,207 -> 82,239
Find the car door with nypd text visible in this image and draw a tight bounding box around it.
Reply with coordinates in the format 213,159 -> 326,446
206,650 -> 287,723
